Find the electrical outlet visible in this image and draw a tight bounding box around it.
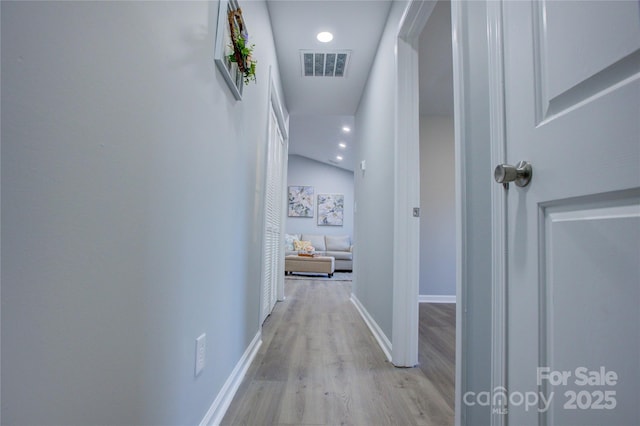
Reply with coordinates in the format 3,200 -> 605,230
195,333 -> 206,376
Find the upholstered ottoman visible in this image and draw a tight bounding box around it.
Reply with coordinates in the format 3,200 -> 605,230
284,255 -> 335,277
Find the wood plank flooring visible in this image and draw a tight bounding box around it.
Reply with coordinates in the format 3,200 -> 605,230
418,303 -> 456,411
221,279 -> 455,426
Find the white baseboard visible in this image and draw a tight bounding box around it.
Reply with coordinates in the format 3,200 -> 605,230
350,294 -> 392,362
200,331 -> 262,426
419,295 -> 456,304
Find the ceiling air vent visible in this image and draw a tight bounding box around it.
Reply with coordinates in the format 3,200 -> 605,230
300,50 -> 351,77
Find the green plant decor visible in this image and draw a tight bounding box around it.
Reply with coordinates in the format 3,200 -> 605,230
228,34 -> 257,85
226,7 -> 256,86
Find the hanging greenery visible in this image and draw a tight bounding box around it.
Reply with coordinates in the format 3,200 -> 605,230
227,8 -> 257,85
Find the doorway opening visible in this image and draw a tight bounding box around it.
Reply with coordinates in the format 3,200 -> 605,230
416,0 -> 457,411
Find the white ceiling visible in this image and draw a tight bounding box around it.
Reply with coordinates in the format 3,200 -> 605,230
266,0 -> 454,171
267,0 -> 393,116
288,115 -> 355,171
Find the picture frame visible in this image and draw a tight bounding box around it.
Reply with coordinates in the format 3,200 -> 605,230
288,186 -> 314,217
214,0 -> 244,100
317,194 -> 344,226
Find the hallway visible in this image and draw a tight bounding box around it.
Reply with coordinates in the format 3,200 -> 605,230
222,279 -> 454,425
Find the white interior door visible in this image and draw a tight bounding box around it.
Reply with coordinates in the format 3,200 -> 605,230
261,105 -> 285,323
500,1 -> 639,424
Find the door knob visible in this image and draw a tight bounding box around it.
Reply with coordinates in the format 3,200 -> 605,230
494,161 -> 532,187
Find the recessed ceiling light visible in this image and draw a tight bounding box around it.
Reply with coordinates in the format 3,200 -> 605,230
342,126 -> 351,133
336,155 -> 343,161
339,142 -> 347,149
317,32 -> 333,43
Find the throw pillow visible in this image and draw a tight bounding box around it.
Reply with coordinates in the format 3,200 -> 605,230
301,234 -> 326,252
293,240 -> 312,251
284,233 -> 300,251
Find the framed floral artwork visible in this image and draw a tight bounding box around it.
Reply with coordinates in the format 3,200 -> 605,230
317,194 -> 344,226
288,186 -> 314,217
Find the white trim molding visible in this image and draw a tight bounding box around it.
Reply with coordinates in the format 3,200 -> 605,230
487,2 -> 508,425
351,294 -> 392,362
419,295 -> 456,304
451,1 -> 468,425
392,0 -> 437,369
199,332 -> 262,426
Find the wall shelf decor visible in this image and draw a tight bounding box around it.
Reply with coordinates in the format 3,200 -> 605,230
288,186 -> 314,217
214,0 -> 256,100
317,194 -> 344,226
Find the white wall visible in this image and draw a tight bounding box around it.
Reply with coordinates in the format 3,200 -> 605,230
1,1 -> 284,424
419,116 -> 456,296
352,1 -> 406,341
286,155 -> 354,239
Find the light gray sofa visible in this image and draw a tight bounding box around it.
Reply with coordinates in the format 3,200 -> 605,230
285,233 -> 353,271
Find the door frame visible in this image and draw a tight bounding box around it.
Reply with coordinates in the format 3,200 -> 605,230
392,0 -> 436,368
394,1 -> 499,425
486,2 -> 508,424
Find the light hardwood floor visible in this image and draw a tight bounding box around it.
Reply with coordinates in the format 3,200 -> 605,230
418,302 -> 456,412
221,279 -> 455,426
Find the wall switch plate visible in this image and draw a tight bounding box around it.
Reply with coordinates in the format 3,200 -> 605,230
360,160 -> 366,171
195,333 -> 206,376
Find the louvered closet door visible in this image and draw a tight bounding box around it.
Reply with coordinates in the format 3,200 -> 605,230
261,106 -> 285,323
